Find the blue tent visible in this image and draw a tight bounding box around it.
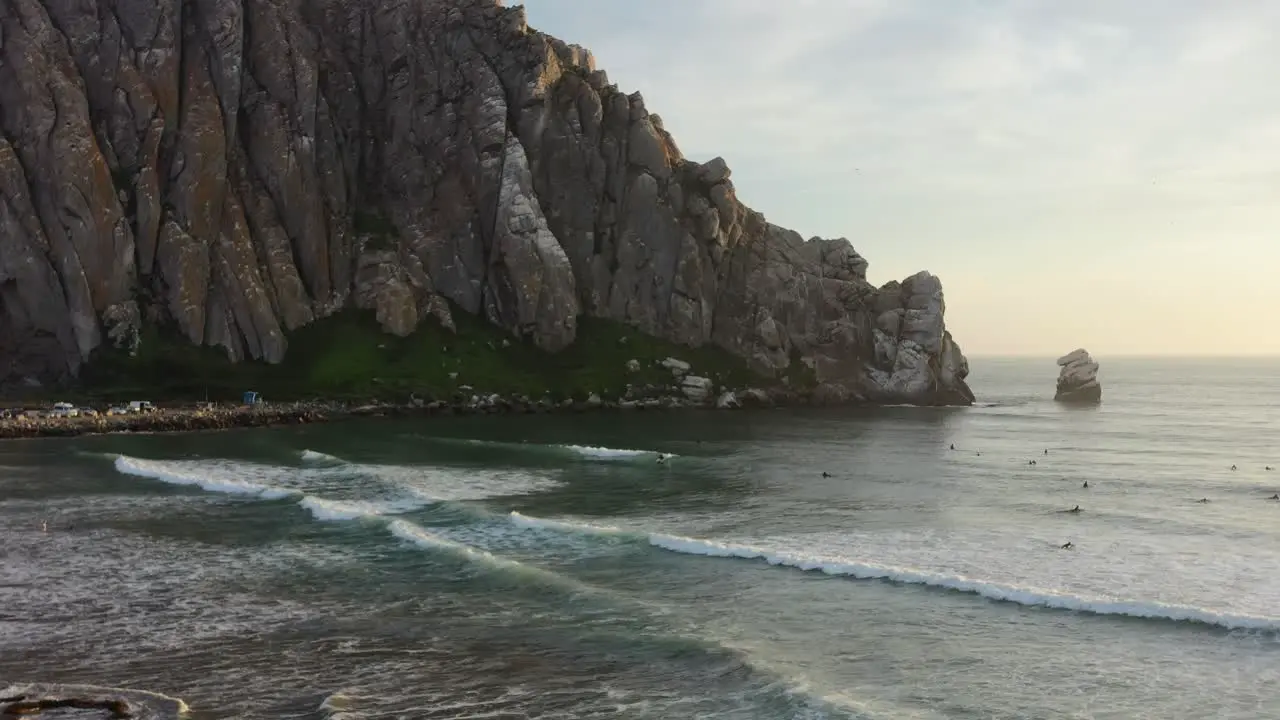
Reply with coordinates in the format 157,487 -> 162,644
243,391 -> 260,405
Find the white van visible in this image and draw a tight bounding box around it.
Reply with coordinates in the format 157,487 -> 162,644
50,402 -> 79,418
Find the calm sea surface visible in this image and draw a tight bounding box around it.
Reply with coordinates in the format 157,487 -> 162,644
2,358 -> 1279,719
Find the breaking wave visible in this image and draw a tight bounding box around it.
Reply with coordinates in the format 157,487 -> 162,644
113,455 -> 299,500
506,512 -> 1280,632
300,449 -> 345,465
414,435 -> 669,462
109,456 -> 591,590
298,496 -> 429,522
558,445 -> 667,460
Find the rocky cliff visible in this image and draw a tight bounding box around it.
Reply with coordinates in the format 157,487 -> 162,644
0,0 -> 973,405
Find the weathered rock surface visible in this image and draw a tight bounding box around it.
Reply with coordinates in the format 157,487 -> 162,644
680,375 -> 714,403
1055,349 -> 1101,404
0,0 -> 972,405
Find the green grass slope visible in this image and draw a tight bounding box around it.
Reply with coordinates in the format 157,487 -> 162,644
75,308 -> 776,405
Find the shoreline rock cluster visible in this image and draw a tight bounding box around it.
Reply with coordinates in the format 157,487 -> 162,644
1055,349 -> 1102,404
0,353 -> 961,440
0,404 -> 334,440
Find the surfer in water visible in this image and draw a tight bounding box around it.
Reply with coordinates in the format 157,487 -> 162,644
1197,498 -> 1210,504
1044,449 -> 1049,456
1028,460 -> 1037,466
1082,481 -> 1089,488
950,443 -> 955,451
1268,494 -> 1278,500
822,471 -> 832,478
1231,465 -> 1237,471
1067,505 -> 1081,513
1061,541 -> 1074,550
656,453 -> 671,465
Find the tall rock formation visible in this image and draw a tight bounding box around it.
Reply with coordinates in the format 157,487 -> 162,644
1055,349 -> 1101,404
0,0 -> 973,405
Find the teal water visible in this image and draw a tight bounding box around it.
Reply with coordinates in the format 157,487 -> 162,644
2,358 -> 1279,719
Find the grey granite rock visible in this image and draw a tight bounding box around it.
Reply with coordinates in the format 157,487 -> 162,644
1055,349 -> 1102,404
0,0 -> 972,405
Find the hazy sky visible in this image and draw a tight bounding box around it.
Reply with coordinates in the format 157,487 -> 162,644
525,1 -> 1280,357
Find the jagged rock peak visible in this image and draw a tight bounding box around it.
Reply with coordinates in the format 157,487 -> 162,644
0,0 -> 972,405
1055,349 -> 1101,404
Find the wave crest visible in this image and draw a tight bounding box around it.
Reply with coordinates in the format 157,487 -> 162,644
505,512 -> 1280,632
300,449 -> 345,465
113,455 -> 298,500
558,445 -> 663,460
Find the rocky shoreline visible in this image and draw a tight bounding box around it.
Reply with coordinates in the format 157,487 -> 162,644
0,381 -> 955,441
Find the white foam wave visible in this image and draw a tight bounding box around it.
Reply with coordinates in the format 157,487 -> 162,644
387,519 -> 519,568
360,465 -> 559,501
647,535 -> 1280,632
559,444 -> 658,460
113,455 -> 298,500
386,519 -> 610,597
318,691 -> 362,720
301,449 -> 344,464
300,496 -> 433,522
504,512 -> 1280,632
508,511 -> 630,538
298,497 -> 381,522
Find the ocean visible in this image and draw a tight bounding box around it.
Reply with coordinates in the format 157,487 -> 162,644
2,358 -> 1278,719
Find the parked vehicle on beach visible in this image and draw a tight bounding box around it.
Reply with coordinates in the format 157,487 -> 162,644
50,402 -> 79,418
107,406 -> 130,416
128,401 -> 156,414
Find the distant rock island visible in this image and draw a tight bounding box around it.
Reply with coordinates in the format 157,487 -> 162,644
0,0 -> 972,406
1055,349 -> 1101,404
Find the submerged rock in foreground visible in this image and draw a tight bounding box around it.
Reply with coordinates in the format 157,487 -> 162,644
0,0 -> 972,405
0,683 -> 188,719
1055,349 -> 1102,404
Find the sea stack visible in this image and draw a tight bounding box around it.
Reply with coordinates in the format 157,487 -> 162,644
1055,349 -> 1102,404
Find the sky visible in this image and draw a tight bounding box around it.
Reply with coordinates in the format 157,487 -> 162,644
523,0 -> 1280,357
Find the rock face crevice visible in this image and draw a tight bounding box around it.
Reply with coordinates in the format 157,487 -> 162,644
0,0 -> 973,404
1055,349 -> 1101,404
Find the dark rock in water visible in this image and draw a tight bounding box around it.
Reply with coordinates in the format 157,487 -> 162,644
1054,349 -> 1102,404
0,0 -> 972,406
0,684 -> 187,720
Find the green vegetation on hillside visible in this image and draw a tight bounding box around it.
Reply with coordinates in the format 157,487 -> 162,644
75,307 -> 770,404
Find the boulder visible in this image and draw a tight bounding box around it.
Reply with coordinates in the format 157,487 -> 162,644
680,375 -> 714,403
1055,349 -> 1102,404
715,390 -> 740,409
811,382 -> 852,406
625,359 -> 641,373
661,357 -> 692,377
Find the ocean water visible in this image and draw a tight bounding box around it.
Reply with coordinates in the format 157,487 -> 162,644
2,357 -> 1279,719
